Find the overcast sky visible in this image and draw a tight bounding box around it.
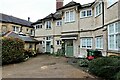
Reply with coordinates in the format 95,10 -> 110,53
0,0 -> 95,22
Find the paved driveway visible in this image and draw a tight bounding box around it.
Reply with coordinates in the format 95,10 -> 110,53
2,55 -> 95,78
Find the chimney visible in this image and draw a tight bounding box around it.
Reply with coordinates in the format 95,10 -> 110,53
56,0 -> 64,10
28,17 -> 30,22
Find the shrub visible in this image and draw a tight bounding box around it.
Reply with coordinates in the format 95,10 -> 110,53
78,59 -> 89,67
2,37 -> 25,64
88,56 -> 120,79
114,71 -> 120,80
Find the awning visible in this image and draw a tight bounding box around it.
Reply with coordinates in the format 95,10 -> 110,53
61,35 -> 78,40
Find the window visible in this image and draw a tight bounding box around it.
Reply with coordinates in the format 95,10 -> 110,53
56,21 -> 62,26
46,21 -> 51,29
107,0 -> 118,7
29,44 -> 33,49
95,2 -> 102,17
108,22 -> 120,50
12,26 -> 20,33
80,9 -> 92,18
56,40 -> 61,45
96,37 -> 103,49
65,10 -> 75,22
36,24 -> 42,29
46,36 -> 51,40
1,25 -> 7,34
30,29 -> 33,35
81,38 -> 92,48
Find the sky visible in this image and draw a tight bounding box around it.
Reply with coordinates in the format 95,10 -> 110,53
0,0 -> 95,22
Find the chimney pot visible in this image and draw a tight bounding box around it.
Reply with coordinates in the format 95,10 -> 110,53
28,17 -> 30,22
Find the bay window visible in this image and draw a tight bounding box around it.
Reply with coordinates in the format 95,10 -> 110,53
46,21 -> 51,29
108,22 -> 120,50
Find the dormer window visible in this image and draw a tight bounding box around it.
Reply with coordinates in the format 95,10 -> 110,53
80,9 -> 92,18
46,21 -> 51,29
65,10 -> 75,23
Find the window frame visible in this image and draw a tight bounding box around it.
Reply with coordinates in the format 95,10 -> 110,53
81,38 -> 92,49
46,21 -> 52,29
95,36 -> 103,49
95,2 -> 102,17
80,9 -> 92,18
56,20 -> 62,26
65,10 -> 75,23
108,22 -> 120,50
56,40 -> 61,46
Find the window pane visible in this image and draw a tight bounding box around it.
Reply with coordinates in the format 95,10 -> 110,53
66,12 -> 69,22
109,35 -> 114,49
109,23 -> 114,34
82,11 -> 86,17
116,34 -> 120,49
70,11 -> 74,21
87,10 -> 92,16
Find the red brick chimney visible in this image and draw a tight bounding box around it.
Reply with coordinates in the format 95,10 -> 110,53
56,0 -> 64,10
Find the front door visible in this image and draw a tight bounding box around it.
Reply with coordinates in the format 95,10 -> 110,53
65,40 -> 73,57
46,41 -> 51,53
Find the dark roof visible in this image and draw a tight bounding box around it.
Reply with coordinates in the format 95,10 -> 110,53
32,12 -> 62,25
57,1 -> 80,10
4,31 -> 39,43
81,2 -> 95,8
0,13 -> 33,28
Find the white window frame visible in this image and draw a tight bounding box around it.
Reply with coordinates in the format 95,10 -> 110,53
65,10 -> 75,23
81,38 -> 92,49
107,0 -> 118,7
95,2 -> 102,17
108,22 -> 120,50
56,40 -> 61,46
56,20 -> 62,26
46,21 -> 52,29
12,26 -> 20,33
46,36 -> 51,41
95,36 -> 103,49
80,9 -> 92,18
35,24 -> 42,29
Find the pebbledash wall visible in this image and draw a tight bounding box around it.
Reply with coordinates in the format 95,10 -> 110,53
33,0 -> 120,58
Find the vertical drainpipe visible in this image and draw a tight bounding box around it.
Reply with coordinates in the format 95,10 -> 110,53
77,5 -> 80,57
102,2 -> 104,27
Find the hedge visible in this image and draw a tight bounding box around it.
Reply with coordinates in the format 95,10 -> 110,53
88,56 -> 120,79
2,37 -> 25,64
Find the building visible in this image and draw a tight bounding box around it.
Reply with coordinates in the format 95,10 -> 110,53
33,0 -> 120,57
0,13 -> 39,51
0,13 -> 34,36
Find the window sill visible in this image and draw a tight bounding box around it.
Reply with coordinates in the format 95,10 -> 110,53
95,13 -> 102,18
65,21 -> 75,24
80,16 -> 92,19
107,50 -> 120,54
46,29 -> 52,30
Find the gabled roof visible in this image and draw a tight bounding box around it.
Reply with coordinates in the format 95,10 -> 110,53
0,13 -> 33,28
32,12 -> 62,25
57,1 -> 80,10
4,31 -> 39,43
